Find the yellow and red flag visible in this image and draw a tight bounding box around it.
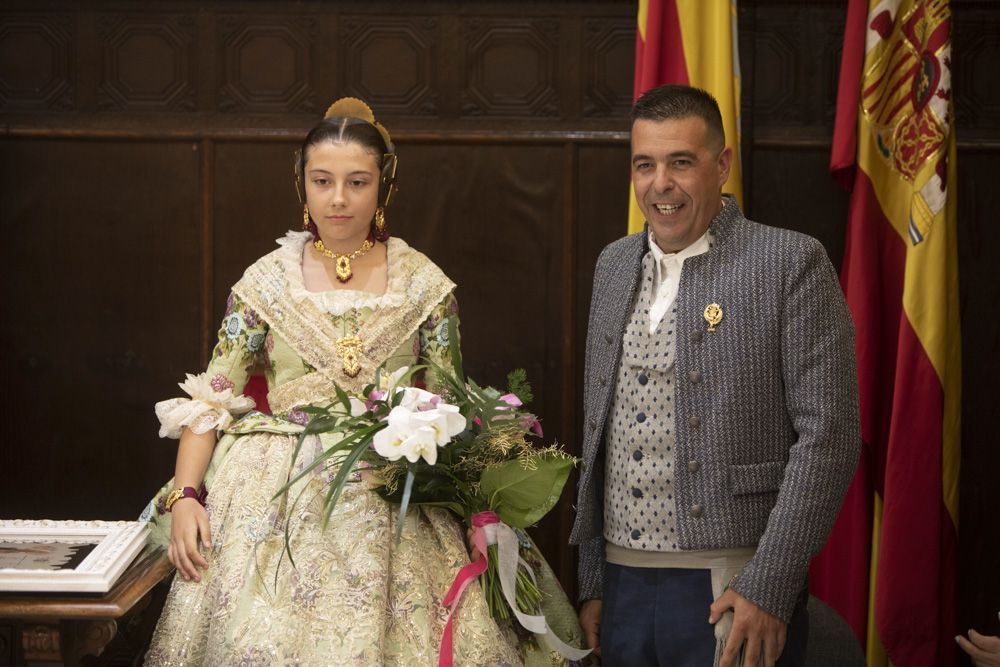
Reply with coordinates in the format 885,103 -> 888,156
628,0 -> 743,234
810,1 -> 961,665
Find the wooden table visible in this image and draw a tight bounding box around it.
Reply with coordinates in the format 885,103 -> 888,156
0,549 -> 172,666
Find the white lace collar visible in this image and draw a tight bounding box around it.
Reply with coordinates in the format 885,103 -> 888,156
275,230 -> 408,316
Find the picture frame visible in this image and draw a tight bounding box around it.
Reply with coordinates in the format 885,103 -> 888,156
0,519 -> 149,593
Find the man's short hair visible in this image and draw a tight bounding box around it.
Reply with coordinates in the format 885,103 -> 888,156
631,85 -> 726,150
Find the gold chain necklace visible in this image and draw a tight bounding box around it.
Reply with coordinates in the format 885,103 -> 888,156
313,236 -> 374,283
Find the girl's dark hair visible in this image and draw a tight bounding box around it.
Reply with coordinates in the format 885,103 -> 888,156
300,116 -> 389,169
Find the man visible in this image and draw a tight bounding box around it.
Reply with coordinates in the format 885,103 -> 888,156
570,84 -> 860,666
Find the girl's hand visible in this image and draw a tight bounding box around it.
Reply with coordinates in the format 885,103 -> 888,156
167,499 -> 212,582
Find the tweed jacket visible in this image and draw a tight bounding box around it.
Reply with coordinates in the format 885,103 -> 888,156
570,197 -> 860,622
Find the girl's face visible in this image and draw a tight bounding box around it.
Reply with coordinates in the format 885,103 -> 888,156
303,140 -> 380,246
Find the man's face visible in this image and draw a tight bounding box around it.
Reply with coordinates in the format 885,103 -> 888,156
631,116 -> 732,253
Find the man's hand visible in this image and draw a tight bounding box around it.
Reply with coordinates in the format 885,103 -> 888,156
956,618 -> 1000,667
579,599 -> 602,657
710,589 -> 787,667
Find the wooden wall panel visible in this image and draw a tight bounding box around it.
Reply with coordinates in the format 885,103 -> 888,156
0,13 -> 74,111
461,18 -> 562,118
954,5 -> 1000,135
0,140 -> 202,518
217,15 -> 319,114
582,17 -> 634,118
955,149 -> 1000,638
96,13 -> 197,112
748,147 -> 849,267
340,15 -> 440,117
212,141 -> 302,322
744,3 -> 845,132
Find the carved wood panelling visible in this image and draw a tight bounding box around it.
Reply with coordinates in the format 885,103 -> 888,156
954,10 -> 1000,129
746,5 -> 846,131
21,625 -> 60,662
750,24 -> 801,125
218,16 -> 317,113
340,16 -> 439,116
97,14 -> 196,112
582,17 -> 634,117
461,18 -> 560,117
0,15 -> 73,111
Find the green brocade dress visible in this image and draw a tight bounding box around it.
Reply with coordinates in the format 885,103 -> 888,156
142,232 -> 583,666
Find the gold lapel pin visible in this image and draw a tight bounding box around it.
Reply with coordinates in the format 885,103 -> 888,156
703,303 -> 723,332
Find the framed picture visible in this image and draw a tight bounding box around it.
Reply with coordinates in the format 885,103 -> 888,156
0,520 -> 149,593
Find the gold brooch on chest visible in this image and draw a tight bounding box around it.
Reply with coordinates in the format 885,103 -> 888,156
703,303 -> 723,332
335,334 -> 363,377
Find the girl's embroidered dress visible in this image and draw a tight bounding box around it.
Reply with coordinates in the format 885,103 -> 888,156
141,231 -> 582,666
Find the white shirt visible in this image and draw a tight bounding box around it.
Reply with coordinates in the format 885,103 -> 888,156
646,230 -> 713,334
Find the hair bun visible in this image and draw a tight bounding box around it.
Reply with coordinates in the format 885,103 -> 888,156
323,96 -> 393,152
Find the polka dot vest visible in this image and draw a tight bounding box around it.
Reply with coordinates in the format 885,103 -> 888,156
603,252 -> 681,552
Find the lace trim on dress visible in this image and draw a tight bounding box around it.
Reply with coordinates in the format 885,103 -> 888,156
276,231 -> 408,316
154,372 -> 257,438
232,231 -> 456,401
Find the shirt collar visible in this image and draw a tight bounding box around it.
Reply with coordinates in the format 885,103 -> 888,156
647,227 -> 712,265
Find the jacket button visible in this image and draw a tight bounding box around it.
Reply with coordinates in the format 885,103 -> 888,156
690,504 -> 704,518
632,487 -> 643,498
636,412 -> 646,423
690,330 -> 703,343
688,370 -> 702,383
638,373 -> 648,385
687,460 -> 701,473
633,450 -> 643,461
688,416 -> 701,428
631,529 -> 642,540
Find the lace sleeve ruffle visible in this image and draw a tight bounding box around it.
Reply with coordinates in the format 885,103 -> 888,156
154,372 -> 257,439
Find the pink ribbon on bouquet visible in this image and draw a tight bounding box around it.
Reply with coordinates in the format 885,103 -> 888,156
438,511 -> 495,667
437,511 -> 590,666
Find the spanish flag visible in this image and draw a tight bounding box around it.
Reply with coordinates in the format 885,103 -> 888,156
628,0 -> 743,234
810,1 -> 961,665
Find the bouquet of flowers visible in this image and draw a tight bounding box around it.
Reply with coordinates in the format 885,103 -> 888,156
272,327 -> 587,663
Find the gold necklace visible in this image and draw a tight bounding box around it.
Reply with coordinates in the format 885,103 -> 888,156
313,236 -> 374,283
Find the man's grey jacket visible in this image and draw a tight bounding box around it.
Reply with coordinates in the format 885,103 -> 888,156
570,198 -> 861,622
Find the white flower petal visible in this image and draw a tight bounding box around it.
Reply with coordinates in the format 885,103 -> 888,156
373,425 -> 407,461
349,397 -> 367,417
400,426 -> 438,464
